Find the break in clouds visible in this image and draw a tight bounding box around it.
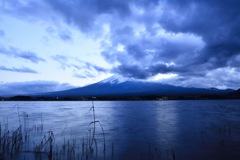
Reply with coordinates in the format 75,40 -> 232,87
1,0 -> 240,89
0,81 -> 74,96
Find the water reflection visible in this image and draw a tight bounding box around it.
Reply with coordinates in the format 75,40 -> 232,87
104,101 -> 172,159
155,101 -> 179,146
1,100 -> 240,160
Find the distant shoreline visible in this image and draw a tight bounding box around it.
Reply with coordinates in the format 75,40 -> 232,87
1,94 -> 240,101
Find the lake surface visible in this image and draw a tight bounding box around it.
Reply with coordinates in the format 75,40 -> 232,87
1,100 -> 240,160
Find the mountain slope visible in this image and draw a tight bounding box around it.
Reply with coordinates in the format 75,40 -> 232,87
227,88 -> 240,98
36,76 -> 234,98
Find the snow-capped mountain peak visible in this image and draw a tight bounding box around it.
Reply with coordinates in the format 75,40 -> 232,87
99,75 -> 135,84
35,75 -> 235,98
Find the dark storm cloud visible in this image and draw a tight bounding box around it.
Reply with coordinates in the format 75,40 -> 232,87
43,0 -> 129,32
112,62 -> 205,79
44,0 -> 159,32
112,64 -> 148,79
0,0 -> 52,22
103,26 -> 205,79
0,81 -> 74,96
0,45 -> 45,63
100,0 -> 240,81
160,0 -> 240,67
0,66 -> 38,74
2,0 -> 240,88
159,67 -> 240,89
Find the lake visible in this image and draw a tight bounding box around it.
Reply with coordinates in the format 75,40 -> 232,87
1,100 -> 240,160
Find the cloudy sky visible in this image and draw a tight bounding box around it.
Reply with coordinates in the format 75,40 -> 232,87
0,0 -> 240,95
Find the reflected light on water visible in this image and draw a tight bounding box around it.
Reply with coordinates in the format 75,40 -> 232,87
155,101 -> 179,146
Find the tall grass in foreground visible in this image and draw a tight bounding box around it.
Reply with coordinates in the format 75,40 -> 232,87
0,101 -> 112,160
0,101 -> 198,160
1,102 -> 237,160
0,102 -> 240,160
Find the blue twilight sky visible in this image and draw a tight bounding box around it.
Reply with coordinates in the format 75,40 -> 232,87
0,0 -> 240,95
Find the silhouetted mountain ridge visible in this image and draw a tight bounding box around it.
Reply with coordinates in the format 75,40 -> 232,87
227,88 -> 240,98
35,76 -> 234,98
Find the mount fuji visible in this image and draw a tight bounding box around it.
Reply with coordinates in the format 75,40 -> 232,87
35,75 -> 233,98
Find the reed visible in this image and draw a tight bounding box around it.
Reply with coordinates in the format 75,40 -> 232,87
11,125 -> 23,154
0,122 -> 1,148
0,102 -> 110,160
88,100 -> 107,159
111,142 -> 114,160
0,102 -> 186,160
171,148 -> 175,160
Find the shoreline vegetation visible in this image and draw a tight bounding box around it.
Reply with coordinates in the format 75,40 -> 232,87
0,102 -> 115,160
1,93 -> 240,101
0,101 -> 179,160
1,86 -> 239,101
